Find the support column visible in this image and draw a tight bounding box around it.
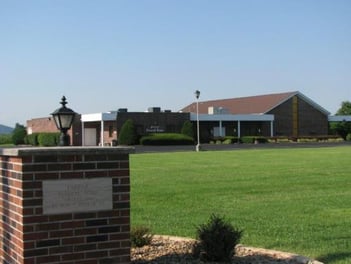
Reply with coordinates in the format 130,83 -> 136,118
0,147 -> 134,264
270,121 -> 274,137
219,120 -> 223,137
237,121 -> 241,138
81,121 -> 85,146
101,120 -> 104,146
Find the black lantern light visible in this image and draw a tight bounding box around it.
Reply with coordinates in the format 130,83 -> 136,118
51,96 -> 76,146
195,90 -> 200,100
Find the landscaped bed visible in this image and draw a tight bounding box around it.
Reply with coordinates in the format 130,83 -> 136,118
131,235 -> 323,263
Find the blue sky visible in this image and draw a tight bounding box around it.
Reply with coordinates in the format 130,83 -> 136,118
1,0 -> 350,127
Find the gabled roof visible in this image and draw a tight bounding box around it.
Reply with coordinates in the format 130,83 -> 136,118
181,91 -> 330,115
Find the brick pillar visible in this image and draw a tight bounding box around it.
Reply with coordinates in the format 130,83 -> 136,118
0,147 -> 133,264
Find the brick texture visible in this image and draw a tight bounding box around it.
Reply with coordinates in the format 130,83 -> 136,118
0,147 -> 133,264
268,96 -> 328,136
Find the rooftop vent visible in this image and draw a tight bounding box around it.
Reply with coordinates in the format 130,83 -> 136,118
208,106 -> 229,115
148,107 -> 161,113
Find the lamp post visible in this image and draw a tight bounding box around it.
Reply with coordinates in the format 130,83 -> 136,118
195,90 -> 201,152
51,96 -> 76,146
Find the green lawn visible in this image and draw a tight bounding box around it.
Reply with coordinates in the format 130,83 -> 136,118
130,146 -> 351,264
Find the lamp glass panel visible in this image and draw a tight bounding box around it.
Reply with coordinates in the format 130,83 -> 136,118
53,115 -> 61,130
60,114 -> 74,129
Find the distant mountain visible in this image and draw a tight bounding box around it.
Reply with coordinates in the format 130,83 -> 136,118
0,124 -> 14,134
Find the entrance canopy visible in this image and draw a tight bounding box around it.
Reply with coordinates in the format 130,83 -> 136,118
328,115 -> 351,122
81,112 -> 117,146
190,113 -> 274,122
190,113 -> 274,137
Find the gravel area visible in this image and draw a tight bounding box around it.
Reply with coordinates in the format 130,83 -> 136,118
131,236 -> 324,264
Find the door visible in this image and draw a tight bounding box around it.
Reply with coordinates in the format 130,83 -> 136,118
84,128 -> 97,146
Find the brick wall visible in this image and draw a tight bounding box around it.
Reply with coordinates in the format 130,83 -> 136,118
0,147 -> 133,264
297,98 -> 328,135
268,96 -> 328,137
116,112 -> 190,137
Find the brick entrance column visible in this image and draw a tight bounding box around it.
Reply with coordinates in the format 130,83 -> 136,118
0,147 -> 133,264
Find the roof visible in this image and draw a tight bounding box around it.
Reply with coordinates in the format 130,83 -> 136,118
81,112 -> 117,122
328,115 -> 351,122
181,91 -> 330,115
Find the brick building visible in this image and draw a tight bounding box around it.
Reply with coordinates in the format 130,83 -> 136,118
116,110 -> 190,139
27,91 -> 349,146
181,91 -> 331,141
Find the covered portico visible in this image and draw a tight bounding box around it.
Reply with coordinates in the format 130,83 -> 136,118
190,113 -> 275,138
81,112 -> 117,146
328,115 -> 351,122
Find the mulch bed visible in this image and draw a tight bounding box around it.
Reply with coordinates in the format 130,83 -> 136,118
131,236 -> 323,264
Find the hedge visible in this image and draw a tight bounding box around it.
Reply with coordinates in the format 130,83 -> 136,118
212,136 -> 240,144
140,133 -> 194,145
240,136 -> 267,144
25,133 -> 39,146
0,134 -> 12,145
37,133 -> 60,146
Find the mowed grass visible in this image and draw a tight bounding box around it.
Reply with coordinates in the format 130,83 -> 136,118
130,146 -> 351,264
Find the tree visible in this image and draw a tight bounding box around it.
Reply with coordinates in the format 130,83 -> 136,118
330,101 -> 351,140
181,120 -> 194,139
336,101 -> 351,115
11,123 -> 27,145
118,119 -> 137,145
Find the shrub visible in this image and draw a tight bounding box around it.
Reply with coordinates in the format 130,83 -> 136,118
211,136 -> 239,144
140,133 -> 194,145
226,136 -> 240,143
241,136 -> 267,144
215,139 -> 222,144
181,120 -> 194,139
25,133 -> 39,146
346,133 -> 351,141
38,133 -> 60,146
240,136 -> 256,144
193,214 -> 243,262
0,134 -> 12,145
222,138 -> 232,144
118,119 -> 137,145
11,124 -> 27,145
131,225 -> 153,247
268,136 -> 290,143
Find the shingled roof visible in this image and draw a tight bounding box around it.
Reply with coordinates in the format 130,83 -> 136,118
181,91 -> 330,115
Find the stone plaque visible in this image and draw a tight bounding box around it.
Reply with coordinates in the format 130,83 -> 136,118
43,178 -> 113,215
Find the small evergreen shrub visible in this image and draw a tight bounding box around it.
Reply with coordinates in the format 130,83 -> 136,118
193,214 -> 243,262
346,133 -> 351,141
140,133 -> 194,145
118,119 -> 137,145
131,225 -> 153,247
222,138 -> 232,144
